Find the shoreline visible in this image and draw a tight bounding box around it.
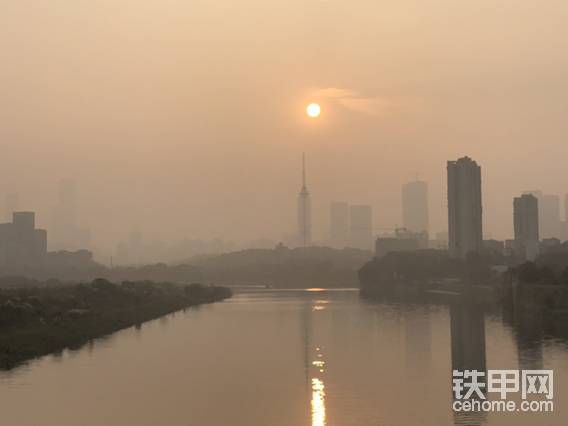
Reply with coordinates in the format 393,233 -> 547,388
0,280 -> 232,370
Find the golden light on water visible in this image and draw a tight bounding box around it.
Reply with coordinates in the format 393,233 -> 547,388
310,341 -> 326,426
311,378 -> 326,426
306,103 -> 321,118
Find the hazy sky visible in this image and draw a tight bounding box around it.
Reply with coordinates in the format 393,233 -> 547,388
2,0 -> 568,253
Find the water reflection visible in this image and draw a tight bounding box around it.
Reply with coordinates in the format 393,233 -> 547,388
302,296 -> 328,426
450,302 -> 487,373
311,377 -> 326,426
2,290 -> 568,426
450,302 -> 488,426
502,297 -> 545,370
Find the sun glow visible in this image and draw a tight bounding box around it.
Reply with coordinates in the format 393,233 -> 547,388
306,103 -> 321,118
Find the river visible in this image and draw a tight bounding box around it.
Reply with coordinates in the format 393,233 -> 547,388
1,289 -> 568,426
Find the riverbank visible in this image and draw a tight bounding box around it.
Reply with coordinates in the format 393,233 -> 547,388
0,279 -> 232,369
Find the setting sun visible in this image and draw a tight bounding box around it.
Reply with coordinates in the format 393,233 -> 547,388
306,103 -> 321,118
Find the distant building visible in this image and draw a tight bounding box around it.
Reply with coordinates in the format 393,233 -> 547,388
513,194 -> 540,261
51,178 -> 91,250
375,228 -> 427,257
482,239 -> 505,256
447,156 -> 483,259
523,191 -> 561,239
540,237 -> 561,254
297,154 -> 312,247
504,239 -> 516,257
402,180 -> 429,234
330,202 -> 349,248
45,249 -> 95,269
0,212 -> 47,267
561,194 -> 568,242
350,205 -> 373,250
430,231 -> 449,250
541,194 -> 561,238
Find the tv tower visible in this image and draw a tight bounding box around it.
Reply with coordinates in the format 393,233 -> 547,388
297,153 -> 312,247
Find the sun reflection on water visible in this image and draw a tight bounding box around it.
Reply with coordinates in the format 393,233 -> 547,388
311,377 -> 326,426
310,340 -> 327,426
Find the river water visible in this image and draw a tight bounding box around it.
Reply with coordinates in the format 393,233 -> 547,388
1,289 -> 568,426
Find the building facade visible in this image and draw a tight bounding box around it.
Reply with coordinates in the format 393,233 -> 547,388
375,228 -> 427,257
522,191 -> 561,239
513,194 -> 539,261
447,156 -> 483,259
0,212 -> 47,267
402,180 -> 429,234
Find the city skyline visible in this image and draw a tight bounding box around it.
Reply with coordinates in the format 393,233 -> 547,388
3,1 -> 568,253
2,154 -> 568,259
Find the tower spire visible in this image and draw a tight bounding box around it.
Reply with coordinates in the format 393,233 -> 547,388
302,152 -> 307,189
297,152 -> 311,247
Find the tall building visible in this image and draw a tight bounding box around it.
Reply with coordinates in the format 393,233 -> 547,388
297,154 -> 312,247
349,205 -> 373,250
541,194 -> 561,238
447,156 -> 483,259
513,194 -> 539,261
330,202 -> 349,248
402,180 -> 429,234
51,178 -> 91,250
523,191 -> 561,239
0,212 -> 47,267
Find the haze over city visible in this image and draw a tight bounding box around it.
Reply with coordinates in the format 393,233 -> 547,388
4,2 -> 568,426
3,0 -> 568,257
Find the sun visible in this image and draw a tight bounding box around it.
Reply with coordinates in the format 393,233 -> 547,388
306,103 -> 321,118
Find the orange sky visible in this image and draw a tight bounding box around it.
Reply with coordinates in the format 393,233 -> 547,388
1,0 -> 568,254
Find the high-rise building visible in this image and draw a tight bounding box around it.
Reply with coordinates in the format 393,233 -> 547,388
513,194 -> 539,261
522,191 -> 561,239
297,154 -> 311,247
402,180 -> 429,234
541,194 -> 561,238
330,202 -> 349,248
51,178 -> 91,250
349,205 -> 373,250
447,156 -> 483,259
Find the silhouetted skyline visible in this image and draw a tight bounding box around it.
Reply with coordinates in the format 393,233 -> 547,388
2,1 -> 568,255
